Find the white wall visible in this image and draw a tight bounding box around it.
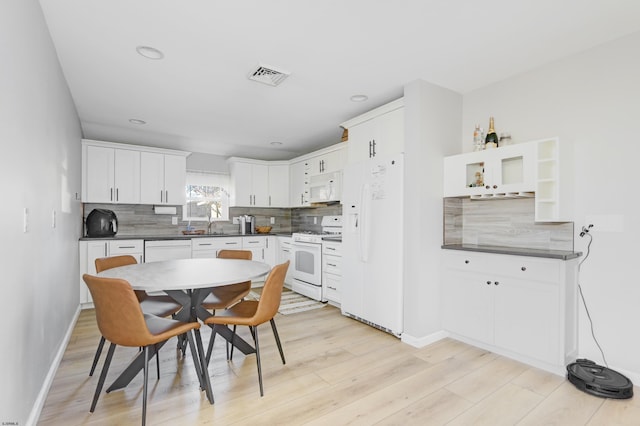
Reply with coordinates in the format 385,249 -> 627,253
0,1 -> 82,424
463,31 -> 640,382
403,80 -> 462,343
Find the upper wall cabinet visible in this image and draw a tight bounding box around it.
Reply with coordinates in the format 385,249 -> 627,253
443,142 -> 536,198
228,159 -> 290,207
308,147 -> 346,176
289,159 -> 311,207
341,98 -> 404,164
140,152 -> 187,205
83,144 -> 140,203
443,137 -> 571,222
82,139 -> 190,205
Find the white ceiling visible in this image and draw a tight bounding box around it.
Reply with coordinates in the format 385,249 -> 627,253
38,0 -> 640,160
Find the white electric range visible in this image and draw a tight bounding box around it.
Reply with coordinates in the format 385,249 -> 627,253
290,215 -> 342,302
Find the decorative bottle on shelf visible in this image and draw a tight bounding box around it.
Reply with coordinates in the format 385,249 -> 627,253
485,117 -> 498,148
473,124 -> 484,151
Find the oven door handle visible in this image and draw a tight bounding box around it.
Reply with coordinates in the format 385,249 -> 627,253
292,241 -> 321,250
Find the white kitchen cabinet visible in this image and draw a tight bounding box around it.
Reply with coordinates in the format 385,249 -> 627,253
278,236 -> 293,286
267,164 -> 290,207
322,241 -> 342,305
228,159 -> 291,207
242,235 -> 266,262
308,146 -> 346,176
191,237 -> 243,258
341,99 -> 404,164
534,137 -> 572,222
82,139 -> 189,205
443,141 -> 536,198
441,250 -> 578,375
289,159 -> 311,207
140,152 -> 187,205
82,143 -> 140,203
79,239 -> 144,306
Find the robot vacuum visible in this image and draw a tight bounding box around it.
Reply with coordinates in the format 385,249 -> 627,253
567,359 -> 633,399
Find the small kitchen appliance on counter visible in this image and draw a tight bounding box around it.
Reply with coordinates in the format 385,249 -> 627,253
239,215 -> 255,235
86,208 -> 118,237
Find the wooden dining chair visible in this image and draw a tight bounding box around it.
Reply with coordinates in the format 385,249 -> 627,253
91,255 -> 182,378
203,260 -> 289,396
83,274 -> 204,426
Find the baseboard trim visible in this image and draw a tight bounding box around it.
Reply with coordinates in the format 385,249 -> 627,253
27,305 -> 81,426
401,329 -> 448,348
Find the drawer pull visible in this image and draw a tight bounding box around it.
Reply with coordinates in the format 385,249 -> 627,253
465,260 -> 470,264
521,266 -> 527,271
118,246 -> 136,249
225,242 -> 239,245
327,263 -> 337,267
328,286 -> 337,290
199,243 -> 212,246
486,281 -> 492,285
494,281 -> 500,286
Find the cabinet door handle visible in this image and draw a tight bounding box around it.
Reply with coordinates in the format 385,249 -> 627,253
301,194 -> 304,205
166,190 -> 169,203
372,139 -> 376,157
485,185 -> 491,190
486,281 -> 492,285
110,188 -> 114,201
327,263 -> 337,267
521,266 -> 527,271
160,190 -> 164,203
326,247 -> 336,251
368,141 -> 372,158
492,185 -> 498,189
116,188 -> 119,202
494,281 -> 500,286
465,260 -> 469,264
269,195 -> 272,206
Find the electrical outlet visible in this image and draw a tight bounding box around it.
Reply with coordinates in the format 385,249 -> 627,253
313,217 -> 317,225
171,216 -> 178,225
232,216 -> 240,224
270,217 -> 275,225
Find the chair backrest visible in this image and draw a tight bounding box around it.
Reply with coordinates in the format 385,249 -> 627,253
95,255 -> 137,272
252,261 -> 289,324
95,255 -> 146,302
217,249 -> 252,260
82,274 -> 155,347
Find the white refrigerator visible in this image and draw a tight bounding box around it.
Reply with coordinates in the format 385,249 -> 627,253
341,153 -> 403,336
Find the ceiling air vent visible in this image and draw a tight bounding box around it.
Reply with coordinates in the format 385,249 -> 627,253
248,64 -> 290,87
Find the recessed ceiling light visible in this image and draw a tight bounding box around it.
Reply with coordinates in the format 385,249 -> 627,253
136,46 -> 164,60
129,119 -> 146,125
350,94 -> 368,102
270,141 -> 283,146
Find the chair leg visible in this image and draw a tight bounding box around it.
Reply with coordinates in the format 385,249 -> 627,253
228,325 -> 237,361
155,344 -> 160,380
252,326 -> 264,397
205,326 -> 217,366
90,342 -> 116,412
270,318 -> 286,365
142,346 -> 149,426
89,336 -> 106,376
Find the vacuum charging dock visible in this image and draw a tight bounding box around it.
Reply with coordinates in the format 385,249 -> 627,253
567,359 -> 633,399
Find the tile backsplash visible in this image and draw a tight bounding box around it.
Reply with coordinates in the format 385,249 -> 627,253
443,197 -> 574,251
83,203 -> 342,236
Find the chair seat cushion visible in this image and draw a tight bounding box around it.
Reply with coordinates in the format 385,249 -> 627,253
201,282 -> 250,310
204,300 -> 259,326
143,314 -> 201,345
140,295 -> 182,317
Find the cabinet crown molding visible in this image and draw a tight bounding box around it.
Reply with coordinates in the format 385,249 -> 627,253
82,139 -> 191,157
339,97 -> 404,129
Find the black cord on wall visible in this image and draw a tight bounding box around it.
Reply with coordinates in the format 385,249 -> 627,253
577,225 -> 608,367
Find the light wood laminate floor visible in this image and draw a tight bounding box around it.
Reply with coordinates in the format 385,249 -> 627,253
39,305 -> 639,425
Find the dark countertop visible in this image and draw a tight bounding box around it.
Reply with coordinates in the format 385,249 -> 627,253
441,244 -> 582,260
80,233 -> 291,241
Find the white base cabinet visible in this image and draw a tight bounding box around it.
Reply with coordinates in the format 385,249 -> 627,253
441,250 -> 578,375
79,239 -> 144,306
322,241 -> 342,305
